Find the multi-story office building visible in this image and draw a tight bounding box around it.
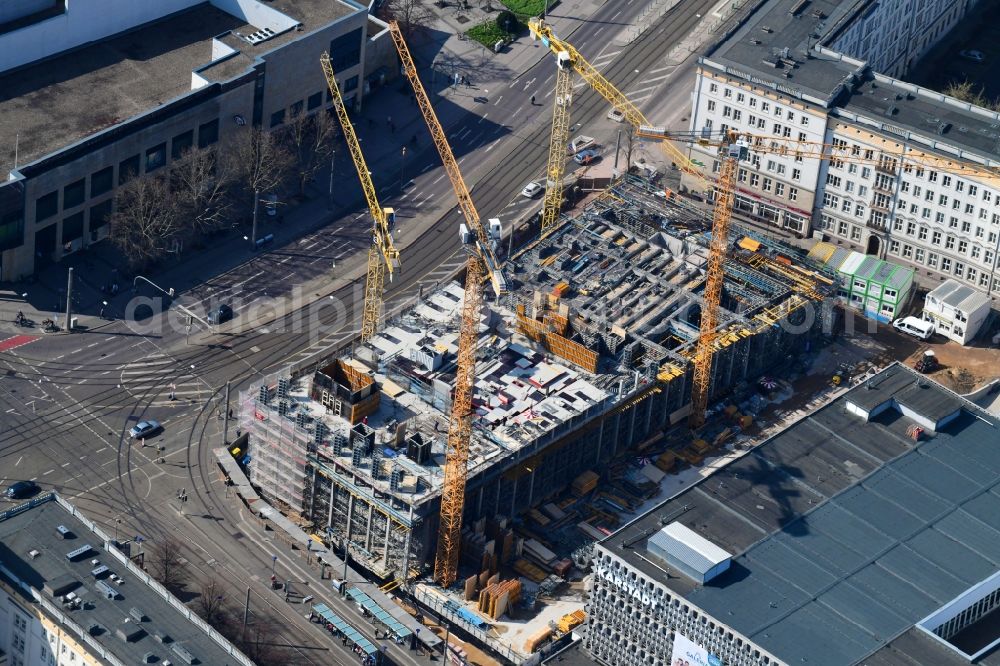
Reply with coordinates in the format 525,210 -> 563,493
585,363 -> 1000,666
0,0 -> 386,281
0,492 -> 251,666
684,0 -> 1000,300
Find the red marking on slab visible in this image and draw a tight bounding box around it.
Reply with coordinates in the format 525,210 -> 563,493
0,335 -> 39,353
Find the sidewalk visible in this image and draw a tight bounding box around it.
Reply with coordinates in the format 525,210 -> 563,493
0,1 -> 613,338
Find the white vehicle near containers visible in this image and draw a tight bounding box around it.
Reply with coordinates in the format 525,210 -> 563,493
892,316 -> 934,340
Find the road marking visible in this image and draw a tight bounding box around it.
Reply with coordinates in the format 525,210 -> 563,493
510,78 -> 519,87
5,408 -> 14,413
628,85 -> 660,97
479,113 -> 490,124
648,65 -> 673,74
61,462 -> 70,467
640,73 -> 673,85
612,10 -> 621,19
421,164 -> 433,173
468,131 -> 484,145
86,342 -> 99,348
493,96 -> 502,106
595,26 -> 604,35
432,174 -> 444,184
79,455 -> 87,460
14,456 -> 21,466
43,469 -> 54,475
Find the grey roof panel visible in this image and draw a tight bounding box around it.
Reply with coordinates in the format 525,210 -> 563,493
771,527 -> 868,577
875,544 -> 968,604
745,538 -> 840,597
935,510 -> 1000,565
962,492 -> 1000,534
808,502 -> 896,562
847,564 -> 938,620
871,261 -> 897,284
757,603 -> 880,666
906,527 -> 997,586
834,485 -> 923,541
891,452 -> 973,505
920,437 -> 1000,486
819,580 -> 910,642
863,465 -> 951,523
854,255 -> 880,280
894,381 -> 963,426
688,563 -> 812,637
885,265 -> 914,289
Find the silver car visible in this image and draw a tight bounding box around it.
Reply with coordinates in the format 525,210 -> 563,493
129,420 -> 162,439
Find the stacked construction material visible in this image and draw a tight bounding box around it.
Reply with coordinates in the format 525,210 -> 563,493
478,578 -> 522,620
571,470 -> 599,496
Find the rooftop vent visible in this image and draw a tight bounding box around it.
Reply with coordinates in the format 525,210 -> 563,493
172,643 -> 196,665
761,25 -> 773,33
885,106 -> 898,117
789,0 -> 808,16
129,607 -> 146,623
56,525 -> 71,538
937,122 -> 951,135
647,522 -> 732,584
143,652 -> 158,664
28,549 -> 40,559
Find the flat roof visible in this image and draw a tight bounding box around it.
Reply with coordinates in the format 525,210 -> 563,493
0,494 -> 245,665
0,0 -> 358,175
601,363 -> 1000,666
706,0 -> 862,105
928,279 -> 992,315
841,74 -> 1000,165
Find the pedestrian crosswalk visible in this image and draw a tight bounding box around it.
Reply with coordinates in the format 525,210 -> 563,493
119,355 -> 210,407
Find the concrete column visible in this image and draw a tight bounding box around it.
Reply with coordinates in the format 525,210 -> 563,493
510,475 -> 518,517
365,502 -> 375,551
345,494 -> 355,545
383,515 -> 392,566
401,526 -> 412,585
326,483 -> 336,533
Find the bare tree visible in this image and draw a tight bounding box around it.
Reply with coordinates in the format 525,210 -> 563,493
237,621 -> 286,666
622,126 -> 638,174
108,176 -> 183,270
170,146 -> 233,237
283,110 -> 339,197
197,579 -> 230,628
943,80 -> 1000,111
380,0 -> 434,39
148,536 -> 190,595
224,127 -> 294,216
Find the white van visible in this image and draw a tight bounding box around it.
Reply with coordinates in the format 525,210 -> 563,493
892,316 -> 934,340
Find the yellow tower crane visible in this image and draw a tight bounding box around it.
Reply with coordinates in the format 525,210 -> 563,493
320,53 -> 400,341
388,21 -> 507,588
528,18 -> 704,234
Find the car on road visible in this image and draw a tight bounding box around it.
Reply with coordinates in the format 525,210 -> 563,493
129,420 -> 162,439
207,303 -> 234,325
574,148 -> 601,165
5,480 -> 39,500
959,50 -> 985,62
521,182 -> 544,198
568,135 -> 596,154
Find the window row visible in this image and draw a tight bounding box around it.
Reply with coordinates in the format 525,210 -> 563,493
34,119 -> 219,223
706,82 -> 810,126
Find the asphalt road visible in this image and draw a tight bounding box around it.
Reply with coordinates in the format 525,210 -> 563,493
0,0 -> 720,662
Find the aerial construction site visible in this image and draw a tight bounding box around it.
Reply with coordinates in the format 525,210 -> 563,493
238,172 -> 839,661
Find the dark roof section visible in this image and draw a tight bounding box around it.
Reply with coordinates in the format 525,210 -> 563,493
0,0 -> 359,175
705,0 -> 864,105
840,75 -> 1000,165
602,363 -> 1000,666
0,494 -> 248,666
541,640 -> 605,666
865,626 -> 1000,666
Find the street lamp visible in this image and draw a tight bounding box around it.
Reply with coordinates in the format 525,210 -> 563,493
327,149 -> 336,211
400,146 -> 406,189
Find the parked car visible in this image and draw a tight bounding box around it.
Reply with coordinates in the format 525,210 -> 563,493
521,182 -> 544,198
5,480 -> 39,500
892,316 -> 934,340
207,303 -> 234,325
568,135 -> 596,154
959,50 -> 984,63
574,148 -> 601,165
129,420 -> 162,439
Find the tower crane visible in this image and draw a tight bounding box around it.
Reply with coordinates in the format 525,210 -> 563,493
528,18 -> 729,429
320,53 -> 400,341
388,21 -> 507,588
528,18 -> 705,234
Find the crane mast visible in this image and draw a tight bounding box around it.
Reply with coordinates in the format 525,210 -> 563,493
389,21 -> 505,588
540,62 -> 575,233
320,53 -> 399,341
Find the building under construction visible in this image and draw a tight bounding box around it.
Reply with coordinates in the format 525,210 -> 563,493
238,175 -> 839,586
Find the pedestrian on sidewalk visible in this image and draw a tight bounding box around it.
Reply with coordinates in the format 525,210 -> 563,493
530,94 -> 536,105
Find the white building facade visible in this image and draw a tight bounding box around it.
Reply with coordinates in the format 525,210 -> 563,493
685,0 -> 1000,303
